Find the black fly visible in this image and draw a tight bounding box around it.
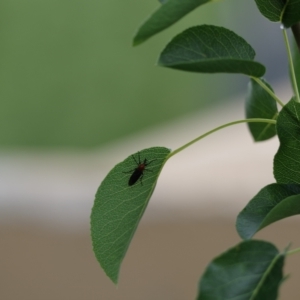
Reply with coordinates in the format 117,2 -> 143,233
124,152 -> 156,186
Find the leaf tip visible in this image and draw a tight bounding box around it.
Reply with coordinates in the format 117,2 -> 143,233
103,265 -> 119,285
132,30 -> 149,46
236,215 -> 255,240
111,275 -> 119,286
132,36 -> 142,47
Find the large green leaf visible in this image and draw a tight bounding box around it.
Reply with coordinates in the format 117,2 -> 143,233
91,147 -> 170,284
197,240 -> 285,300
158,25 -> 266,77
245,79 -> 278,141
254,0 -> 300,27
133,0 -> 212,45
236,183 -> 300,240
274,99 -> 300,184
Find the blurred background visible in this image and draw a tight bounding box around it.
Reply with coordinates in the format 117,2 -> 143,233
1,0 -> 300,299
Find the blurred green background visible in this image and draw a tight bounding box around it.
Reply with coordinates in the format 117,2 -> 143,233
0,0 -> 287,148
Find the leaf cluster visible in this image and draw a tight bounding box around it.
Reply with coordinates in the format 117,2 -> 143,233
90,0 -> 300,298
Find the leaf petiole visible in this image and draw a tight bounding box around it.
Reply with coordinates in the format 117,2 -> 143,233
282,27 -> 300,103
169,118 -> 276,158
250,77 -> 285,107
286,247 -> 300,256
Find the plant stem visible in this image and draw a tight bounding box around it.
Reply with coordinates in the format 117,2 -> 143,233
168,118 -> 276,158
286,247 -> 300,256
282,27 -> 300,103
250,77 -> 285,107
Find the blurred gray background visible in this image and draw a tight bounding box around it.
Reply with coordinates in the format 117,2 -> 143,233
1,0 -> 300,299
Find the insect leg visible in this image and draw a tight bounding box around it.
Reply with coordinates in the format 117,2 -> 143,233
132,153 -> 140,165
146,159 -> 156,166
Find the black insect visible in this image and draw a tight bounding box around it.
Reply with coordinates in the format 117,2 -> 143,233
124,152 -> 156,186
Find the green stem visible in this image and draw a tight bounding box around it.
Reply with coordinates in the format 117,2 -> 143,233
168,118 -> 276,158
250,77 -> 285,107
282,27 -> 300,103
286,247 -> 300,256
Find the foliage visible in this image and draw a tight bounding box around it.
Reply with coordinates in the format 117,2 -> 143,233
91,147 -> 170,283
91,0 -> 300,298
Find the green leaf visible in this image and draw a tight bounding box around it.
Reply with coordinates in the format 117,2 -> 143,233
158,25 -> 266,77
197,240 -> 285,300
245,79 -> 278,141
254,0 -> 300,27
274,99 -> 300,184
254,0 -> 285,22
236,183 -> 300,240
133,0 -> 212,45
90,147 -> 170,284
282,0 -> 300,28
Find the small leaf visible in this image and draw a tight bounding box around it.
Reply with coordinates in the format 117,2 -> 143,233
254,0 -> 300,27
274,99 -> 300,184
90,147 -> 170,284
158,25 -> 266,77
245,78 -> 278,141
236,183 -> 300,240
197,240 -> 285,300
133,0 -> 212,45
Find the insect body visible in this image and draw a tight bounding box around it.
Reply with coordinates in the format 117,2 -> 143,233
124,152 -> 156,186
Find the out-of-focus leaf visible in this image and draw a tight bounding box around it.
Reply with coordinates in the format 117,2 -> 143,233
158,25 -> 266,77
197,240 -> 285,300
254,0 -> 285,22
236,183 -> 300,239
91,147 -> 170,283
133,0 -> 212,45
245,78 -> 278,141
254,0 -> 300,27
282,0 -> 300,28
